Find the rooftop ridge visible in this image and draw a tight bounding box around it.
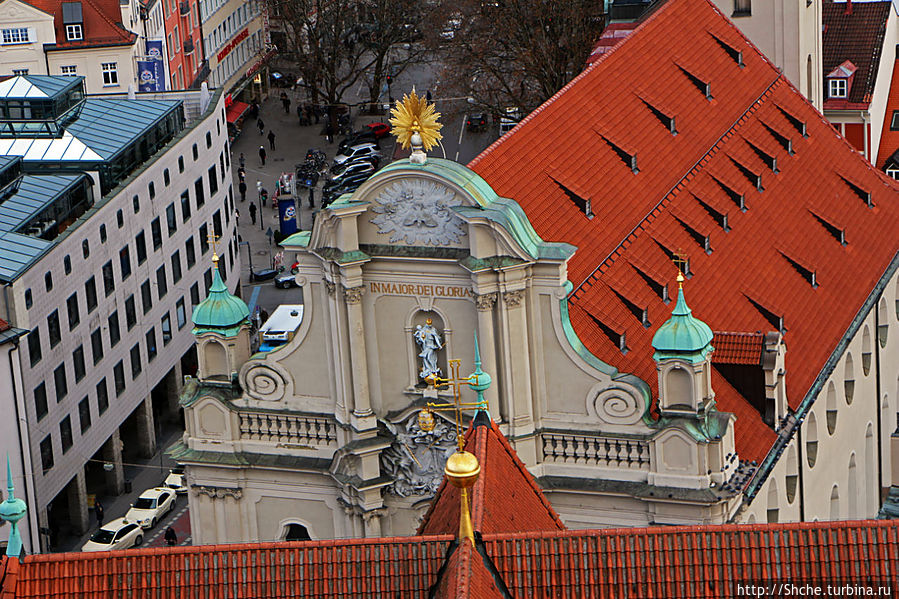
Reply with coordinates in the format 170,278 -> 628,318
569,74 -> 783,302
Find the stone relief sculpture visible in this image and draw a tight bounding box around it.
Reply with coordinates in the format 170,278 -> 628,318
370,179 -> 465,245
413,318 -> 443,380
381,412 -> 458,497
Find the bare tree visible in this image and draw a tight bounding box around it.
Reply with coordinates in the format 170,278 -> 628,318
429,0 -> 605,116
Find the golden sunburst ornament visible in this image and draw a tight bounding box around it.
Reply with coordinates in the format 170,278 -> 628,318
389,88 -> 443,152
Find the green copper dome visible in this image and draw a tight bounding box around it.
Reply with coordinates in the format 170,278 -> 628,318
192,260 -> 249,330
652,283 -> 713,360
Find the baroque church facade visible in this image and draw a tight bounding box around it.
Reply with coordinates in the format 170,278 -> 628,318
173,0 -> 899,544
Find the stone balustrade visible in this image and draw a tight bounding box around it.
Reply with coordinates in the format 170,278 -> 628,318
238,412 -> 337,447
540,433 -> 650,470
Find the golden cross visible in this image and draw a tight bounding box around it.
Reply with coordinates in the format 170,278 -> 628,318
207,230 -> 220,258
419,359 -> 488,452
672,250 -> 689,283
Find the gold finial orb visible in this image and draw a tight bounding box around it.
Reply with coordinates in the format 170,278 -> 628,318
425,318 -> 432,325
417,408 -> 436,432
389,89 -> 443,151
444,450 -> 480,489
676,271 -> 685,284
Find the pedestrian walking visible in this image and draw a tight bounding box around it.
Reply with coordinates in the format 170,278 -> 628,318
234,209 -> 240,227
281,94 -> 291,115
426,89 -> 432,102
259,145 -> 267,166
239,152 -> 245,168
261,187 -> 268,207
249,202 -> 257,225
308,186 -> 315,209
239,179 -> 247,202
268,129 -> 276,150
326,124 -> 334,144
95,501 -> 104,526
237,166 -> 246,182
164,526 -> 178,546
257,117 -> 265,135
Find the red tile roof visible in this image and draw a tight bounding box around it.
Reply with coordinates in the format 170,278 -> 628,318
26,0 -> 136,49
822,0 -> 891,108
420,412 -> 566,537
481,519 -> 899,598
712,331 -> 764,365
0,319 -> 9,332
469,0 -> 899,463
877,58 -> 899,169
429,541 -> 507,599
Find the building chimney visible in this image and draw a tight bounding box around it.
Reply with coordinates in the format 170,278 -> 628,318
846,0 -> 852,16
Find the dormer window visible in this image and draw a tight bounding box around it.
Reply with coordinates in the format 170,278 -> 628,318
62,2 -> 83,41
828,79 -> 847,98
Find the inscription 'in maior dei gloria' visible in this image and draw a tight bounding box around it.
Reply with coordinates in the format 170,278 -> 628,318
369,282 -> 474,298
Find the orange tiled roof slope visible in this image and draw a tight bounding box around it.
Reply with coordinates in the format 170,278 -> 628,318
468,0 -> 899,463
419,411 -> 566,537
712,331 -> 764,365
26,0 -> 136,48
429,541 -> 507,599
877,58 -> 899,169
822,0 -> 891,107
480,520 -> 899,598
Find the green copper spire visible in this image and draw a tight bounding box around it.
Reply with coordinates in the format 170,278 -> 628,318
191,256 -> 250,331
652,277 -> 713,362
467,332 -> 492,410
0,455 -> 26,558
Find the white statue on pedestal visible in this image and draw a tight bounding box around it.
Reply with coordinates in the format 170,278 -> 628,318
414,318 -> 443,380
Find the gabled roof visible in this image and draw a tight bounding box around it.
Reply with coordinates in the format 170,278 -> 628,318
877,58 -> 899,169
25,0 -> 136,49
419,412 -> 566,537
822,0 -> 892,107
469,0 -> 899,463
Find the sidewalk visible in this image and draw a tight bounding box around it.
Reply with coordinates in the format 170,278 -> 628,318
231,93 -> 394,307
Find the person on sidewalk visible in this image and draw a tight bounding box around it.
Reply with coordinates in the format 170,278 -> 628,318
281,93 -> 291,115
234,209 -> 240,227
95,501 -> 104,527
268,130 -> 276,150
259,145 -> 267,166
308,186 -> 315,209
239,152 -> 245,168
326,123 -> 334,144
249,202 -> 257,225
164,526 -> 178,546
237,166 -> 246,183
239,179 -> 247,202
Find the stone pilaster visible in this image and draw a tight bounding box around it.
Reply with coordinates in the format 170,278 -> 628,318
344,285 -> 374,426
103,428 -> 125,496
67,467 -> 90,535
474,292 -> 501,419
134,396 -> 157,458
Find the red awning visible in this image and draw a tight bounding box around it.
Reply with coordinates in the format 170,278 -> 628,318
226,100 -> 250,123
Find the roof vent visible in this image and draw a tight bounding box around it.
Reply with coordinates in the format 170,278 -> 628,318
761,122 -> 794,155
596,131 -> 639,174
610,286 -> 651,328
587,312 -> 629,354
629,261 -> 670,302
673,215 -> 712,254
709,33 -> 744,67
728,156 -> 763,192
693,194 -> 730,231
779,251 -> 818,288
550,176 -> 593,218
745,140 -> 778,173
676,65 -> 712,100
838,175 -> 873,208
639,98 -> 677,135
776,105 -> 807,138
744,294 -> 785,332
711,175 -> 746,211
809,210 -> 847,245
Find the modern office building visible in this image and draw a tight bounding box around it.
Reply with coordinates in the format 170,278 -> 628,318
200,0 -> 270,98
0,74 -> 239,551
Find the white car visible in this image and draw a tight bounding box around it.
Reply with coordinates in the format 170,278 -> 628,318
125,487 -> 176,529
81,517 -> 143,552
164,466 -> 187,494
332,143 -> 381,167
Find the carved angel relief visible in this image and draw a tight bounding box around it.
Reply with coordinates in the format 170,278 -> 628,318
381,411 -> 458,497
370,180 -> 465,246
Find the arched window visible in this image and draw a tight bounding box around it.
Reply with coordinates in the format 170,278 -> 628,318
829,485 -> 840,520
847,454 -> 858,519
806,412 -> 818,468
283,523 -> 311,542
766,479 -> 779,523
861,326 -> 872,376
826,382 -> 837,435
785,444 -> 798,504
666,367 -> 694,408
746,513 -> 756,524
865,423 -> 876,515
878,298 -> 888,348
204,341 -> 228,380
844,353 -> 855,404
806,55 -> 813,100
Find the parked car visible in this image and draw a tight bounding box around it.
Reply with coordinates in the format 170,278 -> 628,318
338,131 -> 379,153
329,161 -> 375,183
466,113 -> 488,132
330,156 -> 379,178
81,518 -> 143,552
125,487 -> 176,529
322,173 -> 372,206
333,143 -> 382,167
365,122 -> 391,139
274,271 -> 299,289
164,466 -> 187,495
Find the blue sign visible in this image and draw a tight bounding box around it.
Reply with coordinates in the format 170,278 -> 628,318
145,40 -> 164,60
137,60 -> 157,92
278,198 -> 298,236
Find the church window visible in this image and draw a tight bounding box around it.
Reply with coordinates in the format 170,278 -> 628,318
766,480 -> 778,523
283,523 -> 311,542
861,326 -> 872,376
805,412 -> 818,468
844,353 -> 855,404
825,382 -> 837,435
829,485 -> 840,520
877,298 -> 888,348
204,341 -> 228,380
785,444 -> 798,504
